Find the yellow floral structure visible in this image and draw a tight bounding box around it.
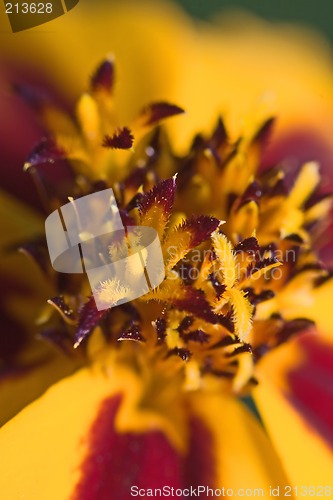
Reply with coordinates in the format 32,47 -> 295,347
0,2 -> 333,499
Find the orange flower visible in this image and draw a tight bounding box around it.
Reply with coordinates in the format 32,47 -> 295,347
0,2 -> 333,498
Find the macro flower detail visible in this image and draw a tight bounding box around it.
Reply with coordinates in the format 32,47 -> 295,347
1,44 -> 333,499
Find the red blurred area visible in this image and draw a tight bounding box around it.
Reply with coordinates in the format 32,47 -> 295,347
74,395 -> 216,500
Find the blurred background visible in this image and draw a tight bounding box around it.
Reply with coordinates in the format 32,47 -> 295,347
177,0 -> 333,40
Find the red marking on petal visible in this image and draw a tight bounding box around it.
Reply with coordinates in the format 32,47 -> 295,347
0,67 -> 66,209
245,257 -> 280,279
184,417 -> 217,492
234,237 -> 259,254
252,117 -> 276,149
226,343 -> 252,357
276,318 -> 314,346
261,129 -> 333,187
182,329 -> 210,344
236,181 -> 262,208
221,138 -> 241,169
140,102 -> 185,127
178,216 -> 220,247
304,191 -> 332,210
74,296 -> 108,347
73,395 -> 216,500
102,127 -> 134,150
117,323 -> 145,342
287,333 -> 333,448
24,138 -> 76,205
139,177 -> 176,219
177,316 -> 194,334
209,117 -> 228,150
208,273 -> 226,299
90,59 -> 115,94
174,288 -> 233,332
174,288 -> 217,324
24,137 -> 66,168
73,395 -> 183,499
12,82 -> 51,111
283,233 -> 304,244
243,287 -> 275,307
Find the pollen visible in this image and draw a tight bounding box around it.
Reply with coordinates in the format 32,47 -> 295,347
94,279 -> 130,308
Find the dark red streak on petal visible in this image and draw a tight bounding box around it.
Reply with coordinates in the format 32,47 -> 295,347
102,127 -> 134,150
174,288 -> 218,324
91,59 -> 115,94
72,396 -> 216,500
183,417 -> 216,494
179,216 -> 220,247
117,323 -> 145,342
141,102 -> 185,127
286,333 -> 333,449
74,296 -> 108,347
252,117 -> 275,150
261,129 -> 333,189
24,137 -> 66,167
139,177 -> 176,219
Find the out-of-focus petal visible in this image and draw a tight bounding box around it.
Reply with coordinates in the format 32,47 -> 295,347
0,363 -> 189,498
0,359 -> 293,499
286,335 -> 333,446
256,272 -> 333,342
0,67 -> 50,208
0,190 -> 43,249
254,333 -> 333,487
0,349 -> 78,426
0,191 -> 51,364
2,1 -> 333,161
189,391 -> 292,492
0,368 -> 117,499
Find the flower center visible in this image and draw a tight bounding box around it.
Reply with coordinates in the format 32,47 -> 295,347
20,58 -> 332,396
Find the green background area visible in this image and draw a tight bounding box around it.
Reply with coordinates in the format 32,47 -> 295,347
176,0 -> 333,41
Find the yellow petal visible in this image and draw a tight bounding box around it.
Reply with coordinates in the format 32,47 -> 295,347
76,93 -> 100,144
0,368 -> 113,499
189,391 -> 293,493
303,277 -> 333,340
0,360 -> 189,499
231,200 -> 259,240
254,375 -> 333,487
288,162 -> 320,208
256,271 -> 333,341
241,260 -> 282,287
0,190 -> 43,250
304,197 -> 333,224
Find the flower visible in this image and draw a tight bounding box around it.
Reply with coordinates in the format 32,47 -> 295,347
1,2 -> 333,498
